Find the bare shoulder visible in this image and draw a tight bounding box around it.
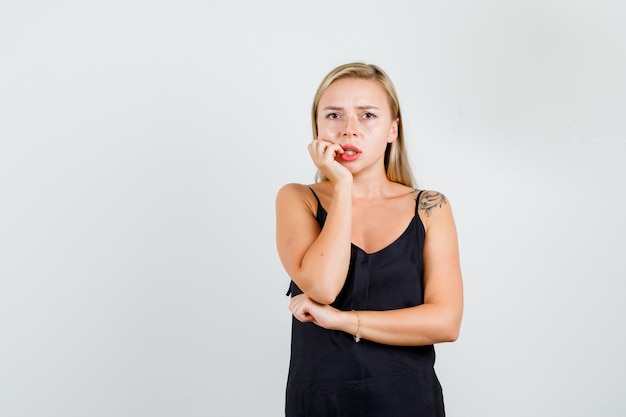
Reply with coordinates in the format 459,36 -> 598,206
276,182 -> 317,214
416,190 -> 451,217
417,190 -> 458,241
277,182 -> 308,197
276,182 -> 313,199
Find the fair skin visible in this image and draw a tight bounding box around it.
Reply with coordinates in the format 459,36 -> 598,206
276,77 -> 463,346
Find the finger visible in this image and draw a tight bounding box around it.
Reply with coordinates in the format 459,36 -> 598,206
311,141 -> 342,160
292,305 -> 314,323
310,139 -> 331,154
329,142 -> 344,154
307,141 -> 325,158
289,295 -> 306,313
311,138 -> 339,153
289,297 -> 300,312
327,144 -> 343,157
315,139 -> 342,152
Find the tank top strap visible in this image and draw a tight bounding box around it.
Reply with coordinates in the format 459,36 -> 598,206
307,186 -> 327,227
415,189 -> 425,214
308,185 -> 322,207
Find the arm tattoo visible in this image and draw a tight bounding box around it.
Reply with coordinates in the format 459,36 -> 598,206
417,191 -> 448,217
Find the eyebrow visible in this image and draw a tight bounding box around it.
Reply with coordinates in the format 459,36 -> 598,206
321,105 -> 380,111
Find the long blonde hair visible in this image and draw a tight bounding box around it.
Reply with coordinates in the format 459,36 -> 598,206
311,62 -> 415,187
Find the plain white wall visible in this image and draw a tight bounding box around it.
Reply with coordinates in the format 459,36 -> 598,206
1,1 -> 625,416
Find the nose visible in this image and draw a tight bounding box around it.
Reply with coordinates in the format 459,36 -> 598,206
342,116 -> 357,137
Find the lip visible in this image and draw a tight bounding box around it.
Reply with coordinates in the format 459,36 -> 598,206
341,144 -> 362,153
339,144 -> 361,161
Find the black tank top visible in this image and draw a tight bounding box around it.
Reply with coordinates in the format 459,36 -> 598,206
286,188 -> 445,416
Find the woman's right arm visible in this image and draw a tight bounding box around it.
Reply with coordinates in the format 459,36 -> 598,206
275,181 -> 352,305
276,139 -> 354,304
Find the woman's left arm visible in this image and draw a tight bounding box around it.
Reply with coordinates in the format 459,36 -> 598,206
289,194 -> 463,346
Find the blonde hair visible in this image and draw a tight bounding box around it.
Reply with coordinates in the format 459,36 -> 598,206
311,62 -> 415,187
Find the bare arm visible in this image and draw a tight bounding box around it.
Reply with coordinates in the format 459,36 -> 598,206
275,140 -> 354,305
289,192 -> 463,346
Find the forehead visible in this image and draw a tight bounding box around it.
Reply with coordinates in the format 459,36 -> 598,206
319,78 -> 389,107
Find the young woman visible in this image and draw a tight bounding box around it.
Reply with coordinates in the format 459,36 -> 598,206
276,63 -> 463,416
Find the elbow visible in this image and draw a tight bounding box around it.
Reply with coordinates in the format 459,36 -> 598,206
309,290 -> 338,305
443,327 -> 460,343
434,327 -> 459,344
291,269 -> 344,305
434,313 -> 462,343
306,283 -> 341,305
292,285 -> 339,306
441,319 -> 462,343
298,276 -> 342,305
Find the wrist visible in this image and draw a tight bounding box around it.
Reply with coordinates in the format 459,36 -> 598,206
352,310 -> 361,343
335,310 -> 361,342
333,181 -> 352,195
332,310 -> 354,332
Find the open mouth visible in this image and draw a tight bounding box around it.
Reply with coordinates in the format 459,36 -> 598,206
341,145 -> 361,155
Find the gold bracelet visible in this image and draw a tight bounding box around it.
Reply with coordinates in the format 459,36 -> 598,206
352,310 -> 361,343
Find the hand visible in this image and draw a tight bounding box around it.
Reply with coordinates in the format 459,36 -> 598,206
289,293 -> 341,330
308,139 -> 352,184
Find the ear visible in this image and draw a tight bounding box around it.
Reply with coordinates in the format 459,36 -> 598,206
388,118 -> 399,143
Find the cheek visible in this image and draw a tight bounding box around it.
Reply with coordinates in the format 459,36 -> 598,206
316,122 -> 341,139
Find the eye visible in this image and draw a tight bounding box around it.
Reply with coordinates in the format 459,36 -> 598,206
326,112 -> 340,120
363,112 -> 376,119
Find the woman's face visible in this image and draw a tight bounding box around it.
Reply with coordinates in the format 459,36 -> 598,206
316,78 -> 398,167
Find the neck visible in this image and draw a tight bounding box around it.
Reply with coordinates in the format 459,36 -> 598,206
350,170 -> 394,199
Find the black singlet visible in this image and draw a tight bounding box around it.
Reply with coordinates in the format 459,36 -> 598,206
285,187 -> 445,416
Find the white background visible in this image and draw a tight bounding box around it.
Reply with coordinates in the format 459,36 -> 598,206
1,1 -> 625,416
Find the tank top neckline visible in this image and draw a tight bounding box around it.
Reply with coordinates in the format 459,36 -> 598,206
351,215 -> 417,256
308,186 -> 425,257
